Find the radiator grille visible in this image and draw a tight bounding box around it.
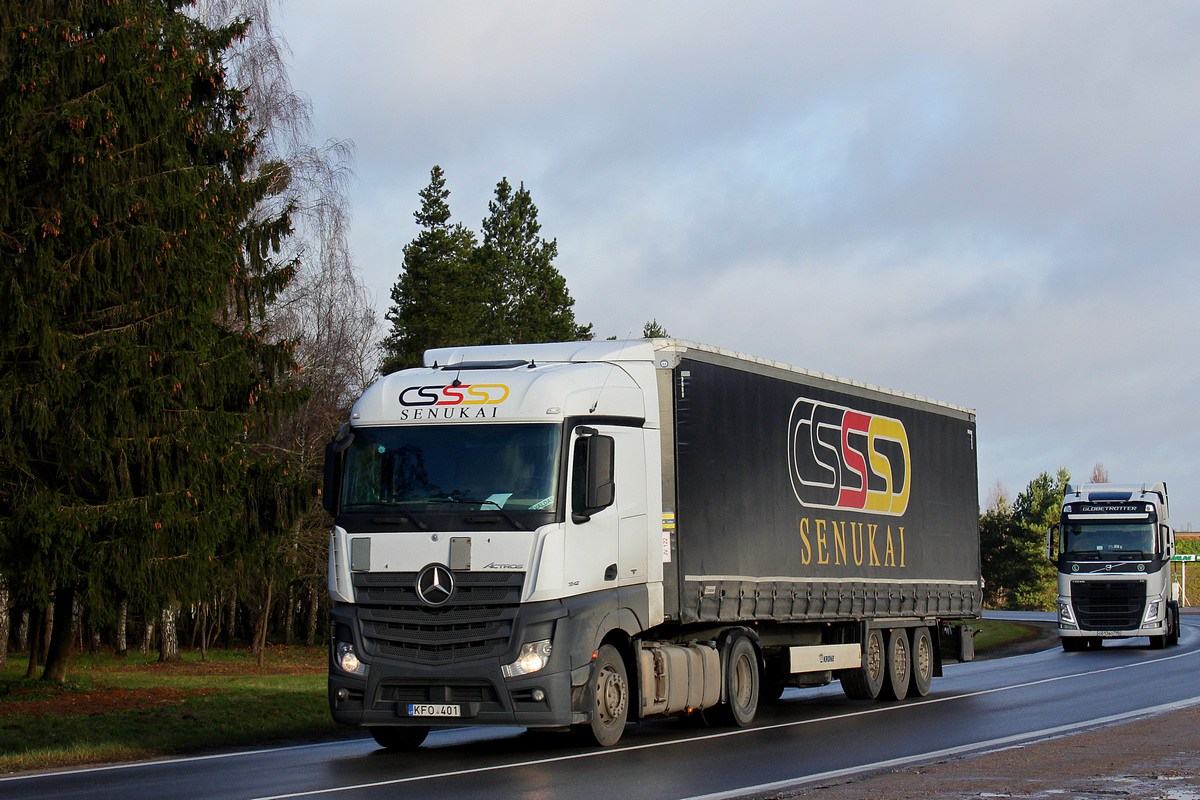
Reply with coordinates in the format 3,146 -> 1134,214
353,571 -> 523,665
1071,580 -> 1146,631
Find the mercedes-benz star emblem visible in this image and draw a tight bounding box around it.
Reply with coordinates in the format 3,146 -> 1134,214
415,564 -> 455,606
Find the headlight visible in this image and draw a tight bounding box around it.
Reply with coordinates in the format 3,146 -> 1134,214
1058,601 -> 1075,624
502,639 -> 552,678
1144,601 -> 1162,624
337,641 -> 367,676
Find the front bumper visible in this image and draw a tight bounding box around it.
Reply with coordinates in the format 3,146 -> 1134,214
328,599 -> 582,729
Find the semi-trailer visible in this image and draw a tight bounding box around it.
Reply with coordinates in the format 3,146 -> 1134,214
323,339 -> 982,747
1049,482 -> 1180,650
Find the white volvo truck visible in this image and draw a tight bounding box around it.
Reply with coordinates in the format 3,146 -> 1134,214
323,339 -> 982,748
1049,482 -> 1180,650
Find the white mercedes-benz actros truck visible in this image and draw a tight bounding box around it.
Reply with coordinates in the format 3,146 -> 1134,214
1049,482 -> 1180,651
323,339 -> 981,748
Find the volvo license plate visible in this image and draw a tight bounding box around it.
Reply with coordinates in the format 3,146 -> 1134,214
407,703 -> 461,717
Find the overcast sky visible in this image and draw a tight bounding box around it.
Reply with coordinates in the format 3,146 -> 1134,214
277,1 -> 1200,527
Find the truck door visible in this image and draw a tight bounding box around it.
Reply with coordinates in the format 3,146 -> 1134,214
566,425 -> 647,593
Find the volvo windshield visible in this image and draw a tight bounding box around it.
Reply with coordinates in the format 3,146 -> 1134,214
340,424 -> 562,514
1059,522 -> 1156,560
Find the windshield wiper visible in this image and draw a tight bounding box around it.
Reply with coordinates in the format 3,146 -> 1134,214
469,506 -> 529,531
369,507 -> 429,531
424,498 -> 530,531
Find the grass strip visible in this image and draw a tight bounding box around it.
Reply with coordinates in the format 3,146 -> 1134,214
0,647 -> 358,775
968,618 -> 1050,652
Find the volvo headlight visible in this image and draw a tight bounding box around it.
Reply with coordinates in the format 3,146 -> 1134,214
1144,600 -> 1162,625
1058,600 -> 1076,625
502,639 -> 552,678
336,641 -> 367,676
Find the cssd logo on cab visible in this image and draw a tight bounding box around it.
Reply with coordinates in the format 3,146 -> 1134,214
398,384 -> 509,407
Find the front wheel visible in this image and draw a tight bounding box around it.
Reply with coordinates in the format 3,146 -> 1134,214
1061,637 -> 1086,652
369,725 -> 429,750
580,644 -> 629,747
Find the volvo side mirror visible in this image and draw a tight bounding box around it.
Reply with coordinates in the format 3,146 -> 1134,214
1046,523 -> 1060,562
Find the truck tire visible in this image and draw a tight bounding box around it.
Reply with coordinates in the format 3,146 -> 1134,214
581,644 -> 629,747
720,635 -> 761,727
840,628 -> 885,700
1061,637 -> 1086,652
909,627 -> 934,697
1168,603 -> 1180,647
369,725 -> 429,750
880,628 -> 910,701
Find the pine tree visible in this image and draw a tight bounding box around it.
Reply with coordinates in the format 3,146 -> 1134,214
0,0 -> 309,680
642,319 -> 669,338
378,166 -> 481,374
477,178 -> 592,344
979,469 -> 1069,611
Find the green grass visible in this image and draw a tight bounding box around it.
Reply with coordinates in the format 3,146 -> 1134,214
0,647 -> 359,774
966,618 -> 1048,652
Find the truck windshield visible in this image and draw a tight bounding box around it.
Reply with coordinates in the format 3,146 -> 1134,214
1060,522 -> 1156,559
340,424 -> 562,513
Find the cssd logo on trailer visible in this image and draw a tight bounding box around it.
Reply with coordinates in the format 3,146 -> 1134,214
787,398 -> 911,516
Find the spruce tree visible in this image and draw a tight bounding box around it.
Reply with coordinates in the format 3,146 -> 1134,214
477,178 -> 592,344
0,0 -> 309,679
378,166 -> 481,374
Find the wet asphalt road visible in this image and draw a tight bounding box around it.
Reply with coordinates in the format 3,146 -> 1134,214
5,614 -> 1200,800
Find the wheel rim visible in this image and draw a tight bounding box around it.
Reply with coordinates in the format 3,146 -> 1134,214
866,632 -> 883,681
596,663 -> 627,725
916,635 -> 932,680
732,652 -> 754,710
893,636 -> 909,685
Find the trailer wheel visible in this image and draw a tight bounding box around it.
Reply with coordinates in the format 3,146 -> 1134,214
369,726 -> 429,750
909,627 -> 934,697
840,628 -> 885,700
581,644 -> 629,747
880,629 -> 910,701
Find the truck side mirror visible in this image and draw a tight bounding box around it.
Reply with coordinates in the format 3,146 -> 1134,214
572,432 -> 615,523
1162,524 -> 1174,559
1046,523 -> 1060,562
322,425 -> 354,516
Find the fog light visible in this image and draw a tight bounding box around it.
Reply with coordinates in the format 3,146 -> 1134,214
502,639 -> 552,678
337,641 -> 367,676
532,688 -> 546,702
